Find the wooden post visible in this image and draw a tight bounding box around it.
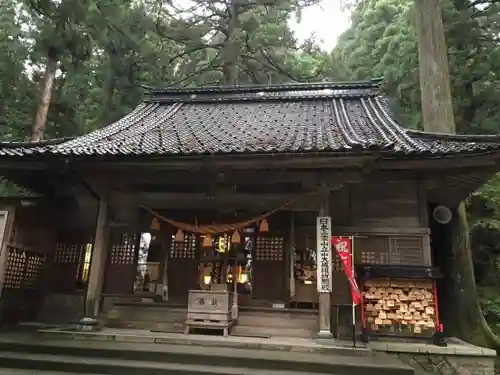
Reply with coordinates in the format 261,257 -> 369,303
317,195 -> 333,339
0,207 -> 14,298
289,212 -> 296,304
85,196 -> 109,318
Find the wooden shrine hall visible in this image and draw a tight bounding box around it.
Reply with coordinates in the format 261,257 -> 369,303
0,80 -> 500,339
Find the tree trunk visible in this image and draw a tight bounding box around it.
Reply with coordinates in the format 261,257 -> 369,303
32,48 -> 58,142
414,0 -> 500,348
222,0 -> 240,85
414,0 -> 454,134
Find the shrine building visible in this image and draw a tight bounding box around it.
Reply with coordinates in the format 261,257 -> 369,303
0,80 -> 498,340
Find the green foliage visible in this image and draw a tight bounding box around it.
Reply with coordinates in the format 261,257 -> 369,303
334,0 -> 500,336
0,0 -> 341,141
478,287 -> 500,333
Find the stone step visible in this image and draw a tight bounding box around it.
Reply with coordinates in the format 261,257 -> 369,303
0,369 -> 103,375
0,338 -> 414,375
0,352 -> 334,375
231,325 -> 315,339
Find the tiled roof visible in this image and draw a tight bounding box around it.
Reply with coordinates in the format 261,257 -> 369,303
1,80 -> 500,158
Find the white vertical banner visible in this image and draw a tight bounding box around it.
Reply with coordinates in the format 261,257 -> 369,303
316,216 -> 332,293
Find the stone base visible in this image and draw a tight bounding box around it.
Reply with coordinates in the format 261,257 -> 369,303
76,317 -> 101,332
316,330 -> 333,340
370,340 -> 496,375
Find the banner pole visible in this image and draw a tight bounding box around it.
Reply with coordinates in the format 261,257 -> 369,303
351,236 -> 356,348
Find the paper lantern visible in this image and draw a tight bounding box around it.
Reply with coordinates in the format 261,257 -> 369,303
174,229 -> 184,242
231,230 -> 241,244
202,234 -> 213,248
150,218 -> 161,231
259,219 -> 269,232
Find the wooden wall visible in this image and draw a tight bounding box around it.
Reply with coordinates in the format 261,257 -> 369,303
293,179 -> 431,307
333,180 -> 425,229
0,200 -> 58,323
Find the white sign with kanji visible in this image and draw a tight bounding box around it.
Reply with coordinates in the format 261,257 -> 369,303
316,216 -> 332,293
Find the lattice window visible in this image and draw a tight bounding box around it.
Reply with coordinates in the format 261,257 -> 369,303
170,235 -> 196,259
361,251 -> 389,265
389,236 -> 424,265
110,233 -> 137,264
53,244 -> 80,264
357,237 -> 390,265
4,248 -> 45,289
255,236 -> 283,261
4,249 -> 25,289
24,254 -> 44,288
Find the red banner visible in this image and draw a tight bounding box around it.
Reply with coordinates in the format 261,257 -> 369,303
332,236 -> 362,305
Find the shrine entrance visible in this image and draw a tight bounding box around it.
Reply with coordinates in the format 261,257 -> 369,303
197,230 -> 254,302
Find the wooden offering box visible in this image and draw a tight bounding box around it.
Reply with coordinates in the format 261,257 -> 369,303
357,265 -> 443,338
185,288 -> 234,336
363,278 -> 435,336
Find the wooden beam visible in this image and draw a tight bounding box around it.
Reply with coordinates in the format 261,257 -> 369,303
296,226 -> 431,236
377,153 -> 500,170
110,191 -> 323,211
73,154 -> 378,170
79,169 -> 365,187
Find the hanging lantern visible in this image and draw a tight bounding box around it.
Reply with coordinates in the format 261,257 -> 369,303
231,230 -> 241,244
202,234 -> 213,248
259,219 -> 269,233
150,217 -> 161,231
174,229 -> 184,242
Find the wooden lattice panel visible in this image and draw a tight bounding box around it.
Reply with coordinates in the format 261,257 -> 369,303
110,233 -> 137,265
390,237 -> 424,265
24,254 -> 44,288
53,244 -> 79,264
4,249 -> 25,289
170,235 -> 196,259
255,236 -> 283,261
361,251 -> 389,265
4,249 -> 45,289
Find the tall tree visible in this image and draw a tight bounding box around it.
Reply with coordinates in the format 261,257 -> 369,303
414,0 -> 500,347
153,0 -> 326,86
0,0 -> 36,140
26,0 -> 95,140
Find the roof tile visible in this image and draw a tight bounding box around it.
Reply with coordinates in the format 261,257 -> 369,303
1,81 -> 500,158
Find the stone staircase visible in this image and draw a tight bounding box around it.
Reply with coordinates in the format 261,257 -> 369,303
0,333 -> 415,375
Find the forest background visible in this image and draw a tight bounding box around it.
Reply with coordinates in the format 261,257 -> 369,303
1,0 -> 500,339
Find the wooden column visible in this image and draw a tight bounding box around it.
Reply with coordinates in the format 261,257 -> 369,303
0,207 -> 14,299
289,212 -> 296,303
85,196 -> 109,318
317,196 -> 333,339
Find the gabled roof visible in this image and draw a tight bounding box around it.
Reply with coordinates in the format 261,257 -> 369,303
1,80 -> 500,158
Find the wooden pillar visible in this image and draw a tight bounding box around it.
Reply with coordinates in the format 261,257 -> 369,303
0,207 -> 14,299
317,196 -> 333,339
85,196 -> 109,318
289,212 -> 296,304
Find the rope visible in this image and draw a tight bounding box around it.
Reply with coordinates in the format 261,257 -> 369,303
139,190 -> 319,234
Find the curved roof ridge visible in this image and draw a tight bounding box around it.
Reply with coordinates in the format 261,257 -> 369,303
143,78 -> 383,97
0,137 -> 74,148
